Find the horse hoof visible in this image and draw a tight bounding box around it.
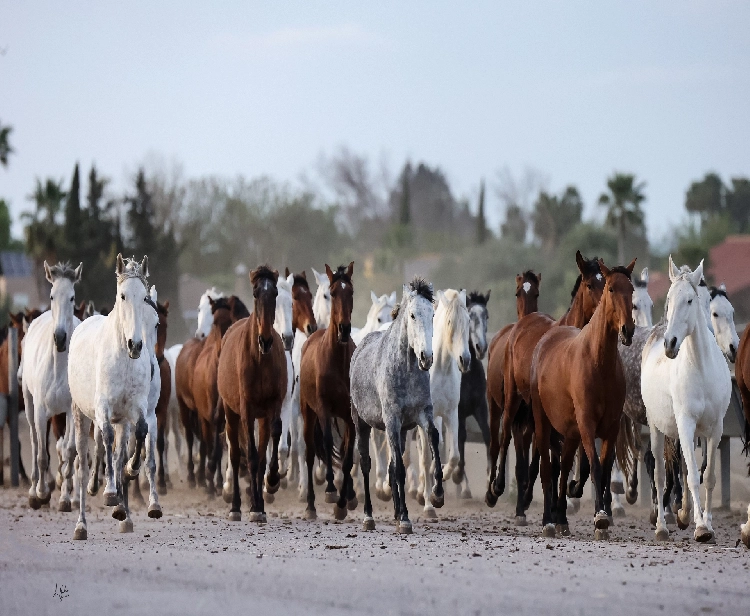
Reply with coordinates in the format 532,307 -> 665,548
228,511 -> 241,522
655,528 -> 670,542
28,495 -> 42,510
112,504 -> 127,521
611,480 -> 624,495
73,526 -> 87,541
556,524 -> 570,537
363,516 -> 375,531
613,507 -> 625,518
542,524 -> 556,538
741,529 -> 750,549
265,479 -> 281,496
157,484 -> 167,496
451,469 -> 463,485
694,526 -> 713,543
334,505 -> 347,521
430,491 -> 444,509
87,485 -> 99,497
677,509 -> 690,530
248,512 -> 267,524
626,489 -> 638,505
263,491 -> 275,504
148,503 -> 162,519
416,493 -> 425,506
314,475 -> 325,486
58,500 -> 71,513
424,508 -> 438,520
222,489 -> 232,504
594,511 -> 610,530
324,491 -> 337,504
398,520 -> 413,535
515,515 -> 527,527
124,464 -> 139,480
40,492 -> 52,505
594,529 -> 610,541
104,492 -> 119,507
485,491 -> 498,508
649,509 -> 658,526
72,499 -> 80,510
347,496 -> 358,511
664,511 -> 676,526
304,508 -> 317,521
187,477 -> 196,489
375,488 -> 388,502
119,519 -> 134,533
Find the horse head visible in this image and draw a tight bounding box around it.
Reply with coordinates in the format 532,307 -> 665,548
207,296 -> 233,341
250,265 -> 279,355
575,251 -> 605,323
114,254 -> 150,360
326,262 -> 354,345
632,267 -> 653,327
515,271 -> 539,318
598,258 -> 636,346
664,256 -> 705,359
312,267 -> 332,330
368,291 -> 395,330
709,284 -> 739,362
275,277 -> 294,351
196,287 -> 224,339
156,299 -> 169,360
467,290 -> 490,360
23,307 -> 42,335
436,289 -> 471,373
286,270 -> 317,337
44,260 -> 82,353
402,277 -> 435,371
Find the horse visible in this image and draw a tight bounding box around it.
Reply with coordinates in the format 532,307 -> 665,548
453,290 -> 492,500
196,287 -> 225,339
641,258 -> 732,543
299,263 -> 357,520
735,296 -> 750,548
350,277 -> 442,533
311,267 -> 332,329
69,255 -> 162,539
21,262 -> 82,511
492,253 -> 604,524
632,268 -> 653,328
219,266 -> 287,523
531,258 -> 635,539
411,289 -> 470,519
352,291 -> 398,346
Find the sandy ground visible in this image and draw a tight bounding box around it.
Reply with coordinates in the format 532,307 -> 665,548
1,435 -> 749,616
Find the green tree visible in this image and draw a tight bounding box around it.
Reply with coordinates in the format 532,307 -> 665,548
476,179 -> 488,244
399,165 -> 411,226
64,163 -> 82,250
685,173 -> 724,221
727,177 -> 750,232
532,185 -> 583,251
501,205 -> 527,243
24,178 -> 67,298
0,121 -> 12,167
598,173 -> 646,265
0,199 -> 13,250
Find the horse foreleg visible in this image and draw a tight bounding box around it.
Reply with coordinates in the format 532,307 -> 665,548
650,425 -> 669,541
355,415 -> 374,530
511,421 -> 529,523
178,400 -> 196,488
144,413 -> 161,519
456,414 -> 471,498
701,428 -> 721,539
57,411 -> 76,512
125,415 -> 147,479
417,426 -> 435,516
156,408 -> 167,495
610,460 -> 626,517
494,391 -> 520,498
72,410 -> 91,540
334,419 -> 356,520
87,425 -> 103,496
579,426 -> 607,535
255,417 -> 272,521
385,419 -> 410,533
555,437 -> 579,536
113,423 -> 133,532
225,405 -> 242,521
302,405 -> 317,519
33,404 -> 51,504
321,416 -> 337,503
674,416 -> 710,541
265,415 -> 282,497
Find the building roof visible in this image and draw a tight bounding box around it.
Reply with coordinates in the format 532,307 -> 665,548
708,235 -> 750,295
0,251 -> 34,278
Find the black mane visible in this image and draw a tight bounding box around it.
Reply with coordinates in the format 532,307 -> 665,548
609,265 -> 633,279
229,296 -> 251,319
330,265 -> 353,286
633,278 -> 648,288
250,265 -> 278,287
409,276 -> 434,304
710,286 -> 728,300
211,296 -> 231,313
468,290 -> 489,306
570,256 -> 601,303
520,270 -> 540,285
292,274 -> 309,290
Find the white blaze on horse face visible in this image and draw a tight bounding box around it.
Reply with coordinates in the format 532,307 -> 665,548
196,287 -> 223,339
522,282 -> 531,293
274,279 -> 294,342
437,289 -> 471,373
710,293 -> 739,361
117,277 -> 148,357
47,271 -> 78,352
312,268 -> 331,329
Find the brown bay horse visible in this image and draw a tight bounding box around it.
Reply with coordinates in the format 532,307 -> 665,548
299,262 -> 356,520
492,252 -> 604,524
287,268 -> 318,337
485,271 -> 540,507
733,315 -> 750,547
219,266 -> 287,522
530,259 -> 635,539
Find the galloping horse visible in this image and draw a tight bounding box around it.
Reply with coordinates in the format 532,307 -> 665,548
299,263 -> 357,520
485,272 -> 539,508
22,262 -> 82,511
219,266 -> 287,523
350,277 -> 443,533
531,258 -> 635,539
735,291 -> 750,548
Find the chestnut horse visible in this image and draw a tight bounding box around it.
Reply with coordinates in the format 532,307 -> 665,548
219,266 -> 287,523
485,271 -> 540,507
299,262 -> 356,520
531,259 -> 635,539
492,252 -> 604,524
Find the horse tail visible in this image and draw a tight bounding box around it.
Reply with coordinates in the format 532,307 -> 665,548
664,436 -> 678,469
313,418 -> 342,468
616,413 -> 637,482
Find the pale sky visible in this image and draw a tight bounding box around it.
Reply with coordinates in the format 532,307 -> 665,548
1,1 -> 749,243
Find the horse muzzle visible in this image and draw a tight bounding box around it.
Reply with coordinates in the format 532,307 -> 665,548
664,336 -> 679,359
418,351 -> 433,371
726,344 -> 737,363
282,333 -> 294,352
127,338 -> 143,359
337,323 -> 351,345
619,325 -> 634,347
306,323 -> 317,336
458,353 -> 471,374
258,335 -> 273,355
474,342 -> 487,361
53,330 -> 67,353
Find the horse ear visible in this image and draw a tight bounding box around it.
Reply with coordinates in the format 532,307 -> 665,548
485,289 -> 491,303
598,259 -> 611,278
371,290 -> 378,304
209,296 -> 216,308
140,255 -> 149,278
575,250 -> 585,274
346,261 -> 354,278
272,269 -> 279,284
459,289 -> 467,306
74,262 -> 83,284
691,260 -> 705,288
389,291 -> 397,305
300,270 -> 307,280
537,273 -> 541,283
641,267 -> 649,284
286,273 -> 295,287
44,261 -> 54,283
285,267 -> 290,278
625,258 -> 637,275
719,282 -> 726,292
668,255 -> 680,282
150,285 -> 158,303
312,267 -> 325,286
515,274 -> 523,287
116,253 -> 125,276
436,290 -> 447,308
163,300 -> 170,312
324,264 -> 334,284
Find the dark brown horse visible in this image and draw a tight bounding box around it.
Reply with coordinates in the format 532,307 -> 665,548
299,262 -> 356,520
531,258 -> 635,539
733,316 -> 750,547
485,271 -> 540,507
492,252 -> 604,524
219,266 -> 287,522
286,268 -> 318,337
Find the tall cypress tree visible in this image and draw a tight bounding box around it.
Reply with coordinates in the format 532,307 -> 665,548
399,165 -> 411,226
64,163 -> 82,251
476,179 -> 488,244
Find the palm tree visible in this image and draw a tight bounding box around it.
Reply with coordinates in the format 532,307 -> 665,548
24,178 -> 67,298
0,121 -> 12,167
598,173 -> 646,264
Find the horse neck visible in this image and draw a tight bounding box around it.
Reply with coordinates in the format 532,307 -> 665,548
390,311 -> 418,371
681,305 -> 716,369
433,310 -> 456,372
558,291 -> 588,328
579,298 -> 620,370
516,296 -> 533,319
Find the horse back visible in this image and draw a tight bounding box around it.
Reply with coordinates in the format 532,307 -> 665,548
507,312 -> 555,403
300,328 -> 353,419
175,337 -> 204,411
485,324 -> 512,407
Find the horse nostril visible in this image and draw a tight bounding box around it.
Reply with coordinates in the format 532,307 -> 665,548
127,339 -> 133,350
306,324 -> 314,335
670,337 -> 677,349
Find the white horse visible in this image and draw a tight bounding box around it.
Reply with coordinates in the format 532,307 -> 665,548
632,267 -> 653,328
352,291 -> 397,346
22,261 -> 82,511
641,258 -> 731,543
69,255 -> 162,540
196,287 -> 225,339
709,284 -> 739,363
415,289 -> 470,518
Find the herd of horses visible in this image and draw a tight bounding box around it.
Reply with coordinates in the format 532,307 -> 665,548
2,249 -> 750,549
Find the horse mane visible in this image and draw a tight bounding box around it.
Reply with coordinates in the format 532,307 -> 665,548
157,301 -> 169,317
439,290 -> 469,340
633,277 -> 648,288
521,270 -> 540,285
291,274 -> 309,290
569,256 -> 600,304
410,276 -> 434,304
144,295 -> 158,313
229,296 -> 251,319
608,265 -> 633,279
467,290 -> 489,306
211,297 -> 231,313
710,286 -> 728,300
329,265 -> 353,286
48,261 -> 79,282
250,265 -> 277,287
117,257 -> 148,288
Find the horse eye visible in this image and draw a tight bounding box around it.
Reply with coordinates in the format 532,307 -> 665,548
688,299 -> 693,304
50,295 -> 53,301
324,294 -> 330,300
586,284 -> 592,290
377,317 -> 382,323
713,312 -> 718,318
633,306 -> 639,310
121,293 -> 125,300
411,313 -> 416,320
70,297 -> 74,302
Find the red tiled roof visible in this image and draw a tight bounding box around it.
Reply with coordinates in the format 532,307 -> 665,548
708,235 -> 750,295
646,270 -> 670,302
